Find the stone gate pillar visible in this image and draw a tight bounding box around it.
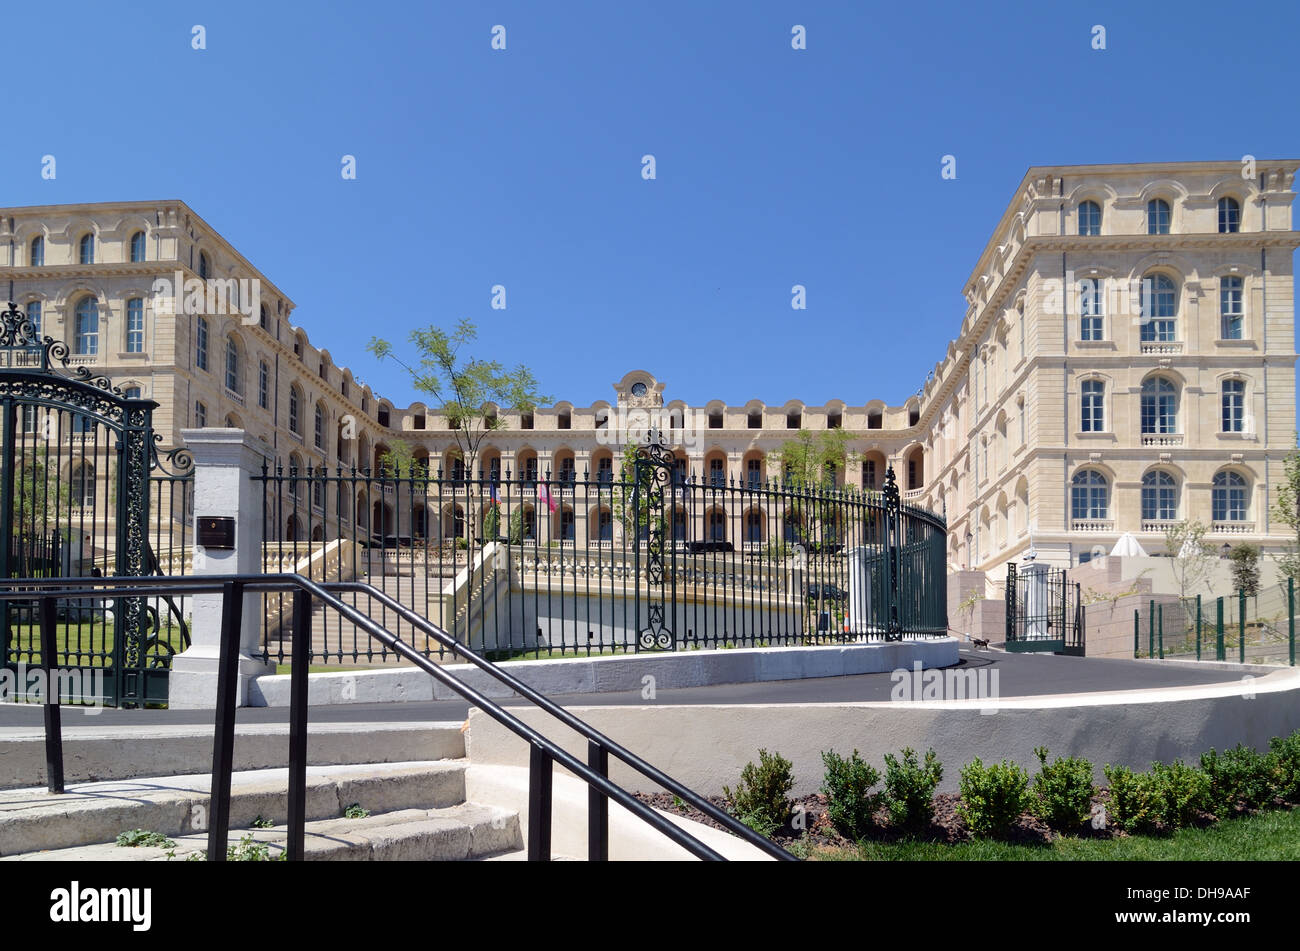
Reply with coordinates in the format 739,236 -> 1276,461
170,429 -> 272,708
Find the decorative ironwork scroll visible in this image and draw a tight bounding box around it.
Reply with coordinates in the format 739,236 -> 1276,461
633,428 -> 675,651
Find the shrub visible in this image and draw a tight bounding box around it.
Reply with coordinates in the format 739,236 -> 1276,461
1030,746 -> 1096,831
1200,744 -> 1276,816
1102,764 -> 1162,834
957,757 -> 1031,837
882,747 -> 943,834
1149,760 -> 1211,829
820,749 -> 883,841
1269,730 -> 1300,802
724,749 -> 794,835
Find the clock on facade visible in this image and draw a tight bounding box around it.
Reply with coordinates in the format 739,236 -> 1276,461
630,382 -> 647,396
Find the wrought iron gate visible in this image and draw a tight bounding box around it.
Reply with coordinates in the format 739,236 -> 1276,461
1004,561 -> 1085,655
0,302 -> 192,706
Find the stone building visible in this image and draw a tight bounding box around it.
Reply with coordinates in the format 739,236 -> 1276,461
2,158 -> 1296,568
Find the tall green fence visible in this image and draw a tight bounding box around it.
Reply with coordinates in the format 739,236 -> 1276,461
1133,577 -> 1297,666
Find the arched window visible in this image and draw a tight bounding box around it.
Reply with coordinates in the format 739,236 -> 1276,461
709,457 -> 726,487
598,509 -> 613,541
30,236 -> 44,266
746,457 -> 763,488
1221,379 -> 1246,432
707,509 -> 726,541
259,304 -> 269,331
1220,276 -> 1243,339
1212,471 -> 1247,522
1079,279 -> 1103,340
129,231 -> 146,262
289,385 -> 302,435
745,510 -> 763,543
74,297 -> 98,355
1078,200 -> 1101,236
1140,377 -> 1178,434
198,252 -> 210,280
596,455 -> 613,484
1140,274 -> 1177,342
1071,470 -> 1108,521
1146,199 -> 1171,235
1081,380 -> 1105,432
560,508 -> 575,541
78,233 -> 95,264
312,469 -> 325,510
126,298 -> 145,353
314,403 -> 326,451
1141,471 -> 1177,521
1218,197 -> 1241,234
195,317 -> 208,370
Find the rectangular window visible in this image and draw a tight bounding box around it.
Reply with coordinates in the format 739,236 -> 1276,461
1220,277 -> 1243,340
195,318 -> 208,370
1081,380 -> 1104,432
258,363 -> 269,409
26,301 -> 41,339
1222,380 -> 1245,432
862,459 -> 876,490
195,401 -> 207,428
126,299 -> 144,352
1079,280 -> 1103,340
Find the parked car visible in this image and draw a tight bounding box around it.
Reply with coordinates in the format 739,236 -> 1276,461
807,583 -> 849,602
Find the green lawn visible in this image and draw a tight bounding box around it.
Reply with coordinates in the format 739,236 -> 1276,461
4,620 -> 186,665
801,807 -> 1300,861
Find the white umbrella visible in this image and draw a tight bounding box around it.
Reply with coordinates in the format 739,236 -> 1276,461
1110,532 -> 1147,558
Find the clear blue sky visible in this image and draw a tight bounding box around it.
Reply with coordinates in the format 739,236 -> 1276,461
5,1 -> 1298,414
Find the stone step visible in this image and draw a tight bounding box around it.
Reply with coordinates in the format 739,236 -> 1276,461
0,761 -> 468,856
5,801 -> 521,861
0,721 -> 466,789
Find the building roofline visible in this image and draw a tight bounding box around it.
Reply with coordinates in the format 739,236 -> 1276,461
0,199 -> 298,312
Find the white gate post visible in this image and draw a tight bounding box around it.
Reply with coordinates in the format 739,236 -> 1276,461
169,429 -> 272,708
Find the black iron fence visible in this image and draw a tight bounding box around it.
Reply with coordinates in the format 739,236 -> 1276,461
254,456 -> 948,666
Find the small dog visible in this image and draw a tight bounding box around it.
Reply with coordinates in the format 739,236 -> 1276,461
971,637 -> 990,650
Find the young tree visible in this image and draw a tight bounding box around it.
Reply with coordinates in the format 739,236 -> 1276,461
767,429 -> 857,550
1272,433 -> 1300,580
767,429 -> 854,489
1228,543 -> 1261,597
1164,519 -> 1216,604
376,438 -> 425,477
367,318 -> 551,480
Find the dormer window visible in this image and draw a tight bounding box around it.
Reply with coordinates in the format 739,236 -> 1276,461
377,406 -> 391,427
413,414 -> 426,430
786,412 -> 801,430
708,411 -> 723,429
908,409 -> 919,427
747,411 -> 762,429
559,411 -> 572,430
827,412 -> 842,429
867,411 -> 882,430
521,412 -> 534,430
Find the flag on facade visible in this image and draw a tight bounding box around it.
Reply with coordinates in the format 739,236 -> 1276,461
488,480 -> 501,506
538,481 -> 558,513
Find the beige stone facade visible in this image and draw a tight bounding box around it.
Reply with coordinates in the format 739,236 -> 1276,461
2,159 -> 1296,567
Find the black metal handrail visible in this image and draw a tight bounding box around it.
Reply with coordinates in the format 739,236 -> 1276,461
0,574 -> 793,862
323,578 -> 796,858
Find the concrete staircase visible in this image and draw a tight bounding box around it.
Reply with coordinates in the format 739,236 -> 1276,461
0,760 -> 526,861
264,569 -> 462,666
